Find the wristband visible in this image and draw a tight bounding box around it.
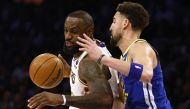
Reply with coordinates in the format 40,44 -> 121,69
62,95 -> 66,105
128,62 -> 143,81
97,54 -> 105,64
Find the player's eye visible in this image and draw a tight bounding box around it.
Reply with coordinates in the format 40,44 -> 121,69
71,30 -> 78,34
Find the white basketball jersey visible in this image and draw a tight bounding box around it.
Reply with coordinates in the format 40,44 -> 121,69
69,40 -> 119,109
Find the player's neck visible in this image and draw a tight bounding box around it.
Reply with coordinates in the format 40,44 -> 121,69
118,30 -> 141,54
73,51 -> 83,58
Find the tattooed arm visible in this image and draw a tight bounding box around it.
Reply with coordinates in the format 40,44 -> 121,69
27,58 -> 113,109
66,57 -> 113,109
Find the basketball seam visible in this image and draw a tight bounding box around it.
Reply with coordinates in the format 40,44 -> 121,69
56,61 -> 63,84
60,61 -> 63,80
55,60 -> 63,86
32,57 -> 55,81
40,59 -> 58,86
58,61 -> 64,84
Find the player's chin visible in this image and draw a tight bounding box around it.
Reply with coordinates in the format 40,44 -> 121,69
66,46 -> 75,51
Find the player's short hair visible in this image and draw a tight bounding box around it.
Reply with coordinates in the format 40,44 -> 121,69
67,10 -> 94,28
116,2 -> 149,31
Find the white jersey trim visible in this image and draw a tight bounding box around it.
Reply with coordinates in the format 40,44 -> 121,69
143,82 -> 157,109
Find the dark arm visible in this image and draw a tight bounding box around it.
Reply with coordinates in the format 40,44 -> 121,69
65,58 -> 113,109
27,58 -> 113,109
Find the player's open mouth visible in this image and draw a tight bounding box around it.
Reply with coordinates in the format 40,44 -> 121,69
66,41 -> 74,46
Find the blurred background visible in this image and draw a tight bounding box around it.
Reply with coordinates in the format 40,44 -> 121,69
0,0 -> 190,109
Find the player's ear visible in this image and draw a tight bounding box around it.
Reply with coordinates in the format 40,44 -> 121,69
123,18 -> 129,29
86,26 -> 94,39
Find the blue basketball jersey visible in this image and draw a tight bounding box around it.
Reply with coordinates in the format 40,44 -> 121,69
119,39 -> 172,109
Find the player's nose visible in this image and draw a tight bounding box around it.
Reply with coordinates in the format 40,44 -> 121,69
109,25 -> 112,32
65,31 -> 73,39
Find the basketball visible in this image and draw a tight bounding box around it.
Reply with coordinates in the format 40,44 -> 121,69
29,53 -> 64,89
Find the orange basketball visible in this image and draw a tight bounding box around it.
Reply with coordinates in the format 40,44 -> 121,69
29,53 -> 64,89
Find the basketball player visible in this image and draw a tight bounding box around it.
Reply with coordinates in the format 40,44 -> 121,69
27,10 -> 122,109
77,2 -> 173,109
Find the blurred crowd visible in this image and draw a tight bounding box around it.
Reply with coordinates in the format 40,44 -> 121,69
0,0 -> 190,109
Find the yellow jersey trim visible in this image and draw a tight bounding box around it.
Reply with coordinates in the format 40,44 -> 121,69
120,39 -> 146,61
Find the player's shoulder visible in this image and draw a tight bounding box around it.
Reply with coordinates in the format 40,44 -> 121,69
130,40 -> 155,56
133,41 -> 150,49
79,56 -> 105,81
79,56 -> 95,69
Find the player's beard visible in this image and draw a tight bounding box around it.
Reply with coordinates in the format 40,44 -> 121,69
110,35 -> 120,47
63,42 -> 80,56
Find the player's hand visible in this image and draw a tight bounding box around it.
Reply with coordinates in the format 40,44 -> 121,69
27,91 -> 64,109
76,33 -> 103,61
58,54 -> 71,77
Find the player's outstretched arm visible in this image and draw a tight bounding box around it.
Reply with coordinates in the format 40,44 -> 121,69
77,34 -> 155,83
27,58 -> 113,109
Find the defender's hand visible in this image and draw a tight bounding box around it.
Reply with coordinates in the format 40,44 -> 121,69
77,34 -> 103,61
27,91 -> 64,109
